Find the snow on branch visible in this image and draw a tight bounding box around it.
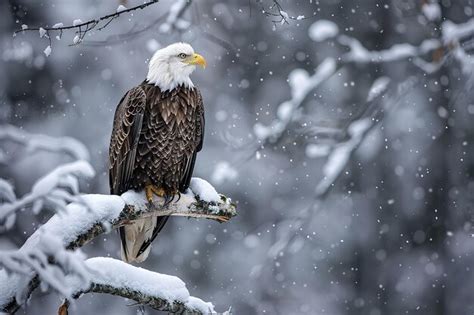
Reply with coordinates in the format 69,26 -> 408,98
63,257 -> 216,314
254,17 -> 474,152
0,160 -> 95,231
338,35 -> 441,64
442,18 -> 474,74
0,234 -> 91,303
0,124 -> 90,162
159,0 -> 192,33
13,0 -> 161,46
253,58 -> 337,144
266,77 -> 418,261
0,179 -> 236,313
257,0 -> 306,26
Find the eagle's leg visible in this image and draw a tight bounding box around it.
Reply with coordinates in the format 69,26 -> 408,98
145,184 -> 165,203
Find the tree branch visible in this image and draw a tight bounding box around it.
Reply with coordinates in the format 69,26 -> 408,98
13,1 -> 162,45
57,257 -> 217,314
0,186 -> 236,314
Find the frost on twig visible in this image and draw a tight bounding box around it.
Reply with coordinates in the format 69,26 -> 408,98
0,179 -> 236,314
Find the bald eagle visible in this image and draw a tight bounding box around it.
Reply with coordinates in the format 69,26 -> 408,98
109,43 -> 206,263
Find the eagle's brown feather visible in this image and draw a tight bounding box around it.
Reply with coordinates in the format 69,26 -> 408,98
109,82 -> 204,262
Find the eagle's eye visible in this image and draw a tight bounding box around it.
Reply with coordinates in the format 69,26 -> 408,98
178,53 -> 187,59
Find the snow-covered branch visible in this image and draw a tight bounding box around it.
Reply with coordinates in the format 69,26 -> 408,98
0,160 -> 95,231
62,257 -> 216,314
254,17 -> 474,151
266,77 -> 417,261
0,178 -> 236,314
253,58 -> 338,145
257,0 -> 305,26
0,124 -> 90,162
338,35 -> 441,64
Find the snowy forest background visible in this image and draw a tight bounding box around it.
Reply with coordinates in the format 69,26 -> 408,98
1,0 -> 474,314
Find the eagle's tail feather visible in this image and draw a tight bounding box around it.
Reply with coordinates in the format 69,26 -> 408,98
120,216 -> 167,263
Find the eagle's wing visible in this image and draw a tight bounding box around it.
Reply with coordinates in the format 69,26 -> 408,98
179,89 -> 205,192
109,87 -> 146,262
109,86 -> 146,195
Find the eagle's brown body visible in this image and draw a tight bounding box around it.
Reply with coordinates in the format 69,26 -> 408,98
109,82 -> 204,262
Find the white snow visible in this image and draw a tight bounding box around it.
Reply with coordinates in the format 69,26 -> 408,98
185,296 -> 216,314
65,257 -> 215,313
52,23 -> 64,28
0,179 -> 15,203
116,5 -> 127,13
72,19 -> 83,26
121,190 -> 148,210
254,60 -> 336,141
280,11 -> 289,24
308,20 -> 339,42
0,194 -> 125,307
0,176 -> 226,310
0,160 -> 95,226
442,18 -> 474,42
21,24 -> 28,30
73,35 -> 80,45
69,257 -> 188,301
43,45 -> 51,57
254,58 -> 336,142
44,194 -> 124,245
305,144 -> 331,158
190,178 -> 220,203
422,2 -> 441,21
39,28 -> 47,38
31,160 -> 94,198
211,161 -> 238,185
159,0 -> 190,33
315,118 -> 372,196
367,77 -> 391,102
339,35 -> 440,63
146,39 -> 161,52
0,124 -> 90,161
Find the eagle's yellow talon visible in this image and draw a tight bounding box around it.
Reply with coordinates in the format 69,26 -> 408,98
145,184 -> 165,203
151,186 -> 165,197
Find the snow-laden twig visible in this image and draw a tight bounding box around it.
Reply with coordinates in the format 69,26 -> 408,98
0,180 -> 236,313
0,233 -> 91,303
0,124 -> 90,162
0,160 -> 95,230
442,18 -> 474,74
13,0 -> 161,46
253,58 -> 337,144
63,257 -> 215,314
254,17 -> 474,151
258,0 -> 305,26
267,77 -> 418,260
338,35 -> 441,63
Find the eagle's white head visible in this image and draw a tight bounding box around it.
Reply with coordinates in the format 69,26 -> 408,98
146,42 -> 206,91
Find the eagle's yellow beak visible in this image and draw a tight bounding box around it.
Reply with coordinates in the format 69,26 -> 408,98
186,53 -> 207,68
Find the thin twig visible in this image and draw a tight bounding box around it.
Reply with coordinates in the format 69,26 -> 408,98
14,0 -> 161,45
